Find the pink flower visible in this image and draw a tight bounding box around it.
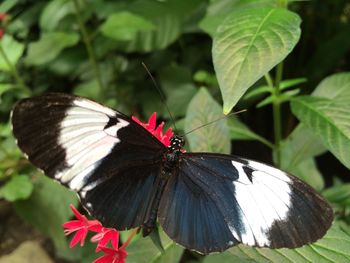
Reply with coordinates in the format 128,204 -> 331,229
63,204 -> 102,248
93,246 -> 128,263
91,227 -> 120,251
132,112 -> 174,146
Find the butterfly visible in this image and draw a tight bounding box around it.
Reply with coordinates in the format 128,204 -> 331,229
11,93 -> 333,254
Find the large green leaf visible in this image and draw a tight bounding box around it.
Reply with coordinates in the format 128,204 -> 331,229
204,224 -> 350,263
323,183 -> 350,208
14,175 -> 79,260
199,0 -> 276,36
159,65 -> 197,117
228,117 -> 273,148
185,87 -> 230,153
127,230 -> 183,263
288,158 -> 324,191
279,125 -> 326,190
25,32 -> 79,65
213,8 -> 301,113
116,0 -> 202,52
0,35 -> 25,71
0,175 -> 33,201
291,73 -> 350,169
39,0 -> 75,31
100,11 -> 155,41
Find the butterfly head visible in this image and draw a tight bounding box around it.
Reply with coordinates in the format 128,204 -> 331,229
168,135 -> 185,152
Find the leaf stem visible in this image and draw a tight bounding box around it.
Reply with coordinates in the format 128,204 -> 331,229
0,42 -> 30,94
72,0 -> 105,99
273,62 -> 284,167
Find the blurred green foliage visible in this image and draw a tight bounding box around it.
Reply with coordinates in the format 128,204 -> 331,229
0,0 -> 350,262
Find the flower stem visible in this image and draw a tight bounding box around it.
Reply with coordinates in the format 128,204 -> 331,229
72,0 -> 105,99
0,42 -> 30,94
121,228 -> 138,249
273,62 -> 284,167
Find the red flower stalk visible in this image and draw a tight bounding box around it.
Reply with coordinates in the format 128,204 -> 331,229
63,205 -> 102,248
132,112 -> 174,147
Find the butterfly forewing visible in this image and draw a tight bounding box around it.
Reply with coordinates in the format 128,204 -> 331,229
158,153 -> 333,254
11,93 -> 166,229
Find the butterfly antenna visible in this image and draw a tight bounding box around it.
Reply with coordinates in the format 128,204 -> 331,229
183,109 -> 247,136
142,62 -> 178,133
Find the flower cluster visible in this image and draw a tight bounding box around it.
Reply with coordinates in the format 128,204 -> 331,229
63,205 -> 129,263
132,112 -> 174,147
0,13 -> 8,39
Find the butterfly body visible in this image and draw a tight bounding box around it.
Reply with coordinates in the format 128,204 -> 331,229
11,93 -> 333,254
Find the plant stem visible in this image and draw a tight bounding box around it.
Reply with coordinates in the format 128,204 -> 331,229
0,42 -> 31,94
72,0 -> 105,99
273,62 -> 284,167
121,228 -> 138,249
264,73 -> 274,88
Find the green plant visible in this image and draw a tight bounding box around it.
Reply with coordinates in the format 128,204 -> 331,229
1,0 -> 350,262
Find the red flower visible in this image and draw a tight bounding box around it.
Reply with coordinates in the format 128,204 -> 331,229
63,204 -> 102,248
132,112 -> 174,146
0,13 -> 7,21
93,246 -> 127,263
91,227 -> 120,251
0,13 -> 7,39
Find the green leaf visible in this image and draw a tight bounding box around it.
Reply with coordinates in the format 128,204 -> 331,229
126,230 -> 183,263
14,175 -> 79,260
212,8 -> 301,113
288,158 -> 324,191
204,224 -> 350,263
25,32 -> 79,66
256,95 -> 276,108
100,11 -> 155,41
280,125 -> 326,189
256,89 -> 300,108
185,87 -> 231,153
0,83 -> 12,102
228,117 -> 273,148
0,175 -> 33,201
280,78 -> 307,90
0,35 -> 25,71
0,0 -> 19,13
291,95 -> 350,169
292,94 -> 350,166
323,184 -> 350,207
244,85 -> 273,100
160,65 -> 197,117
121,0 -> 183,52
199,0 -> 276,36
39,0 -> 75,31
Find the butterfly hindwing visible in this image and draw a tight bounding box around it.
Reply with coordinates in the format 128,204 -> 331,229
158,153 -> 333,254
11,93 -> 166,229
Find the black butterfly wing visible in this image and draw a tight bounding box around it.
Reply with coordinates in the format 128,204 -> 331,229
11,93 -> 166,230
158,153 -> 333,254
